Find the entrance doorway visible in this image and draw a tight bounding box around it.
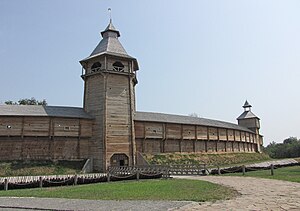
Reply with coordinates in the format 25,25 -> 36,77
110,153 -> 129,167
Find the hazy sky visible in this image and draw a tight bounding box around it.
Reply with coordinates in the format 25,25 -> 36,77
1,0 -> 299,145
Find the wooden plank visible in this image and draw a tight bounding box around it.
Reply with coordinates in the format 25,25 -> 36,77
182,125 -> 195,140
166,123 -> 181,139
145,123 -> 163,139
208,127 -> 218,140
196,126 -> 208,140
0,117 -> 23,136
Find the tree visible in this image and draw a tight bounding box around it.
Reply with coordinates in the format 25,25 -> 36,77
283,137 -> 298,145
5,97 -> 47,106
4,100 -> 16,105
264,137 -> 300,159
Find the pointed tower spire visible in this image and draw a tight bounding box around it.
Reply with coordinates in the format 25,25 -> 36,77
108,8 -> 112,22
237,101 -> 258,120
243,100 -> 252,111
80,15 -> 139,72
101,9 -> 120,38
80,16 -> 139,70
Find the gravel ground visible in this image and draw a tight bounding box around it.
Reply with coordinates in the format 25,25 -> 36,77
173,175 -> 300,211
0,197 -> 190,211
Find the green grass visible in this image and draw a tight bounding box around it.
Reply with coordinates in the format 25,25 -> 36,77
144,152 -> 271,167
222,165 -> 300,183
0,160 -> 85,177
0,179 -> 237,202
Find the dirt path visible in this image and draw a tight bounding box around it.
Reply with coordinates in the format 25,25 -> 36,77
173,176 -> 300,210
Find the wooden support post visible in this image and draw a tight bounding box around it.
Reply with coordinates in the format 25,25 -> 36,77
4,179 -> 8,191
78,120 -> 82,158
204,164 -> 208,175
242,165 -> 246,176
136,170 -> 140,181
162,123 -> 166,153
206,126 -> 209,152
180,124 -> 183,153
216,128 -> 219,152
270,164 -> 274,176
142,123 -> 146,153
218,166 -> 221,175
39,176 -> 43,188
233,130 -> 236,152
194,125 -> 197,153
107,173 -> 110,182
74,174 -> 78,185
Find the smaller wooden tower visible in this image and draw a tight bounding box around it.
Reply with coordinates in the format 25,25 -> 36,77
80,19 -> 139,171
237,101 -> 262,152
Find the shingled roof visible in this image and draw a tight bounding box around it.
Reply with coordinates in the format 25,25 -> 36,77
134,111 -> 254,133
0,105 -> 93,119
237,110 -> 259,120
80,20 -> 138,66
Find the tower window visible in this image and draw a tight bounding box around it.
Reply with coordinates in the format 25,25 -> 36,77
113,61 -> 124,72
91,62 -> 101,72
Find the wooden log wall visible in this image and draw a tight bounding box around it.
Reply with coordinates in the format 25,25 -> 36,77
134,121 -> 259,154
105,73 -> 133,166
0,116 -> 92,161
83,73 -> 105,171
0,117 -> 92,137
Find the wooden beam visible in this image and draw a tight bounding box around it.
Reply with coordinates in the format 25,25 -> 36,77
180,124 -> 183,153
21,117 -> 24,138
48,118 -> 52,138
206,126 -> 209,152
193,125 -> 197,153
233,130 -> 236,152
225,129 -> 228,152
128,74 -> 136,166
77,119 -> 82,158
216,128 -> 219,152
103,73 -> 108,170
142,122 -> 146,153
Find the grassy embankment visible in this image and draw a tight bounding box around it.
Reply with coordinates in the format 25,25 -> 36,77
222,165 -> 300,183
0,160 -> 85,177
0,179 -> 237,202
144,152 -> 271,167
0,153 -> 271,176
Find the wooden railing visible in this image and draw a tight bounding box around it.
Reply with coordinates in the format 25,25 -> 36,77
108,164 -> 209,178
167,164 -> 208,175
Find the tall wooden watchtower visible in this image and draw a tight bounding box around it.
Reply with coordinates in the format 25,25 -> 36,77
237,101 -> 262,152
80,19 -> 139,171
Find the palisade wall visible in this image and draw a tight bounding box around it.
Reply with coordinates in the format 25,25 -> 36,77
0,116 -> 93,160
134,121 -> 259,154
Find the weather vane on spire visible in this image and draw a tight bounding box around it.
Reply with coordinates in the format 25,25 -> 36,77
108,8 -> 112,22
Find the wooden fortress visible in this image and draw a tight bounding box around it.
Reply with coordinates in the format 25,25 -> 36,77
0,20 -> 263,172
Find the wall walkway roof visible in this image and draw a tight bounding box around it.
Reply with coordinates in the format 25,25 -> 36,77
0,105 -> 93,119
135,111 -> 253,133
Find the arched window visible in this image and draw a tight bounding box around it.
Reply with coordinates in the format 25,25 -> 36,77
91,62 -> 101,72
112,61 -> 124,72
